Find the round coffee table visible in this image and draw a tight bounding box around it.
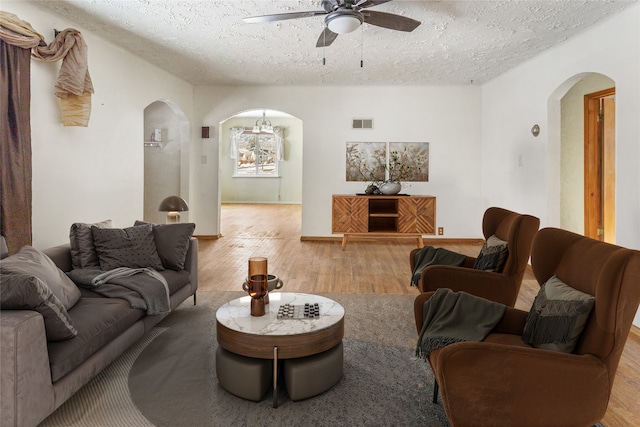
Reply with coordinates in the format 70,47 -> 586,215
216,292 -> 345,407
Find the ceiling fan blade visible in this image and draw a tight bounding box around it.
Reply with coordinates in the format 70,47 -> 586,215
355,0 -> 393,9
316,27 -> 339,47
363,10 -> 421,32
243,10 -> 326,24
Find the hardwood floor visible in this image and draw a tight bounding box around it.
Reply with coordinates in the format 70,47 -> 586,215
198,204 -> 640,426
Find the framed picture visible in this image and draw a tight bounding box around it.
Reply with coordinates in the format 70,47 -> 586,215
345,142 -> 430,182
389,142 -> 429,182
345,142 -> 386,182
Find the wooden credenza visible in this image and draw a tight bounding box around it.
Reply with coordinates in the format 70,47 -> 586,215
332,195 -> 436,250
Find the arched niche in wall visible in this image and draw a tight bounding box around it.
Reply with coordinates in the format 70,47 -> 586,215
218,108 -> 303,204
143,100 -> 190,224
547,72 -> 615,237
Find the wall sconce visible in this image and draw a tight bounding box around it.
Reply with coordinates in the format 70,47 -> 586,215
531,124 -> 540,137
158,196 -> 189,223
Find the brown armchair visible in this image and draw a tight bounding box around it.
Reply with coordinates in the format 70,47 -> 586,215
414,228 -> 640,427
410,207 -> 540,307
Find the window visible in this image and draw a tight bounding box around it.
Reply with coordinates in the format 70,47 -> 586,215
230,127 -> 284,177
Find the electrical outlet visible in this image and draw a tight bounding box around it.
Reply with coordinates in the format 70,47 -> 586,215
438,227 -> 444,235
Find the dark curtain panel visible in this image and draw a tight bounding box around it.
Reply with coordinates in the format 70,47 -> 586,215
0,38 -> 32,253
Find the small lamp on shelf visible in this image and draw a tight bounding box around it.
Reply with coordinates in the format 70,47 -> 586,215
158,196 -> 189,223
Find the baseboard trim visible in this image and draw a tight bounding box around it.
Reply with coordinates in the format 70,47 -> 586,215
300,236 -> 341,242
193,234 -> 222,240
221,202 -> 302,205
300,236 -> 485,245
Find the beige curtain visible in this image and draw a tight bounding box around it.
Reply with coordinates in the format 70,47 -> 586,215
0,11 -> 44,48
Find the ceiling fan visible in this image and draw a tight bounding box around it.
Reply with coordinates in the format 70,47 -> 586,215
243,0 -> 421,47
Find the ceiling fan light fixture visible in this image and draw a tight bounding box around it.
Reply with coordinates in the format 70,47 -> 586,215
326,11 -> 363,34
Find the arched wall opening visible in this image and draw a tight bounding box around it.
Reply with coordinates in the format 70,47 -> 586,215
143,99 -> 190,224
218,109 -> 303,204
547,72 -> 615,237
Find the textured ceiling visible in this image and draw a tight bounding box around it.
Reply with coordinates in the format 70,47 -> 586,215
30,0 -> 636,86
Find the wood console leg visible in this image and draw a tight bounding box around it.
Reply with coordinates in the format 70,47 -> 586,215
341,235 -> 348,251
417,236 -> 424,248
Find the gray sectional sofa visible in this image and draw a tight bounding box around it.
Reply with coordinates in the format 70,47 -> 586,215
0,227 -> 198,427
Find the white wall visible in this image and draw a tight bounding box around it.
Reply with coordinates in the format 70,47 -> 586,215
219,115 -> 303,204
192,85 -> 484,239
481,4 -> 640,326
5,1 -> 195,249
482,4 -> 639,250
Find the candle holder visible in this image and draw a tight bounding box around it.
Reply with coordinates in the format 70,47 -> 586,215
247,257 -> 268,316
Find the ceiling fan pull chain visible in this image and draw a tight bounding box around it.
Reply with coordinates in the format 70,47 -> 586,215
323,25 -> 327,65
360,25 -> 364,68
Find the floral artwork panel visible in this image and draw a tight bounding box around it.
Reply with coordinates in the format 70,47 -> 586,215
388,142 -> 429,182
345,142 -> 386,182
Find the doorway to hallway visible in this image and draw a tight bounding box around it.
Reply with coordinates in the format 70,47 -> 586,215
584,87 -> 616,243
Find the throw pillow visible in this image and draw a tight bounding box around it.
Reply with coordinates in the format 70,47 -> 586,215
0,246 -> 81,310
91,223 -> 164,271
135,221 -> 195,270
0,272 -> 78,341
473,234 -> 508,272
522,275 -> 595,353
69,219 -> 113,269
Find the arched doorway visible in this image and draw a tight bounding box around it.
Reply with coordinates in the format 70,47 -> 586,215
217,108 -> 303,238
549,73 -> 615,241
218,109 -> 303,204
143,100 -> 190,223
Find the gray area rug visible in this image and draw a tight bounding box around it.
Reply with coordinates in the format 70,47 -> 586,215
41,291 -> 449,426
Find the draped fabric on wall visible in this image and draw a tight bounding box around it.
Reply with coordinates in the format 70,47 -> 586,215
0,38 -> 33,253
32,29 -> 94,127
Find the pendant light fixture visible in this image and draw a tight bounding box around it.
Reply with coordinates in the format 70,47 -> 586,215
252,110 -> 274,134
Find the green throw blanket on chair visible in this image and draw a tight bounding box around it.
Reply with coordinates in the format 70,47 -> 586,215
411,246 -> 467,287
416,288 -> 506,358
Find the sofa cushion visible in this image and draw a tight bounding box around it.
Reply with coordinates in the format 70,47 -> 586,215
473,235 -> 508,272
92,224 -> 164,271
522,275 -> 595,353
47,297 -> 144,382
69,219 -> 112,269
0,246 -> 81,310
158,269 -> 191,295
0,272 -> 78,341
135,221 -> 195,270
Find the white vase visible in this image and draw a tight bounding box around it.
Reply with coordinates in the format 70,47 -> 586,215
379,180 -> 402,195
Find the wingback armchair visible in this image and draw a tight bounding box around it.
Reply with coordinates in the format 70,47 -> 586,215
414,228 -> 640,427
410,207 -> 540,307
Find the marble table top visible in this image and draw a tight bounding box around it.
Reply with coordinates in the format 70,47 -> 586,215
216,292 -> 344,336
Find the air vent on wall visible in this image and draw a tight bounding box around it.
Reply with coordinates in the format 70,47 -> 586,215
352,118 -> 373,129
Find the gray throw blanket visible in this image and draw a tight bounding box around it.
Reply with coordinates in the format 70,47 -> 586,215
67,267 -> 171,315
416,288 -> 506,358
411,246 -> 467,287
